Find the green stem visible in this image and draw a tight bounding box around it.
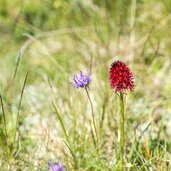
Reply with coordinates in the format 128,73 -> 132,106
120,93 -> 125,171
85,87 -> 99,152
14,72 -> 28,143
0,95 -> 8,159
52,102 -> 70,145
52,101 -> 78,169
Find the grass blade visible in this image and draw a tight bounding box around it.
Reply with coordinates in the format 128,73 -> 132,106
0,95 -> 8,146
14,72 -> 28,142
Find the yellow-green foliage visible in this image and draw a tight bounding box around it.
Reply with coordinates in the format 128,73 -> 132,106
0,0 -> 171,170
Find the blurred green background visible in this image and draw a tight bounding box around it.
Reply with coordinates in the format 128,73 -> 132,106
0,0 -> 171,170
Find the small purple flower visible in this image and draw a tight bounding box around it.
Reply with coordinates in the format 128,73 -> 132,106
71,70 -> 91,88
48,162 -> 64,171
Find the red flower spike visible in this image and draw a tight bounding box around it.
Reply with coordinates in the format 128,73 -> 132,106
109,60 -> 134,93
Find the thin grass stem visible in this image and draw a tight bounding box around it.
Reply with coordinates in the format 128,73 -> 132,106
52,101 -> 78,169
14,72 -> 28,143
0,95 -> 8,147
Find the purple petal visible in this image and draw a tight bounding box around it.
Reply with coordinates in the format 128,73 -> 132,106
48,162 -> 64,171
71,70 -> 91,89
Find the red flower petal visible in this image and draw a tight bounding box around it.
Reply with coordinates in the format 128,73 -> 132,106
109,61 -> 134,93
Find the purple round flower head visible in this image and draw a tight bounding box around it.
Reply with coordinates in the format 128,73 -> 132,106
48,162 -> 64,171
71,70 -> 91,88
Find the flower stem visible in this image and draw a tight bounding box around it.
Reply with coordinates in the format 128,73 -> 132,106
119,93 -> 125,171
85,87 -> 99,151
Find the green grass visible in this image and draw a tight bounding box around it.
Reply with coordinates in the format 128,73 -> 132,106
0,0 -> 171,170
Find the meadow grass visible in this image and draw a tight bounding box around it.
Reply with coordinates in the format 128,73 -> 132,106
0,0 -> 171,170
